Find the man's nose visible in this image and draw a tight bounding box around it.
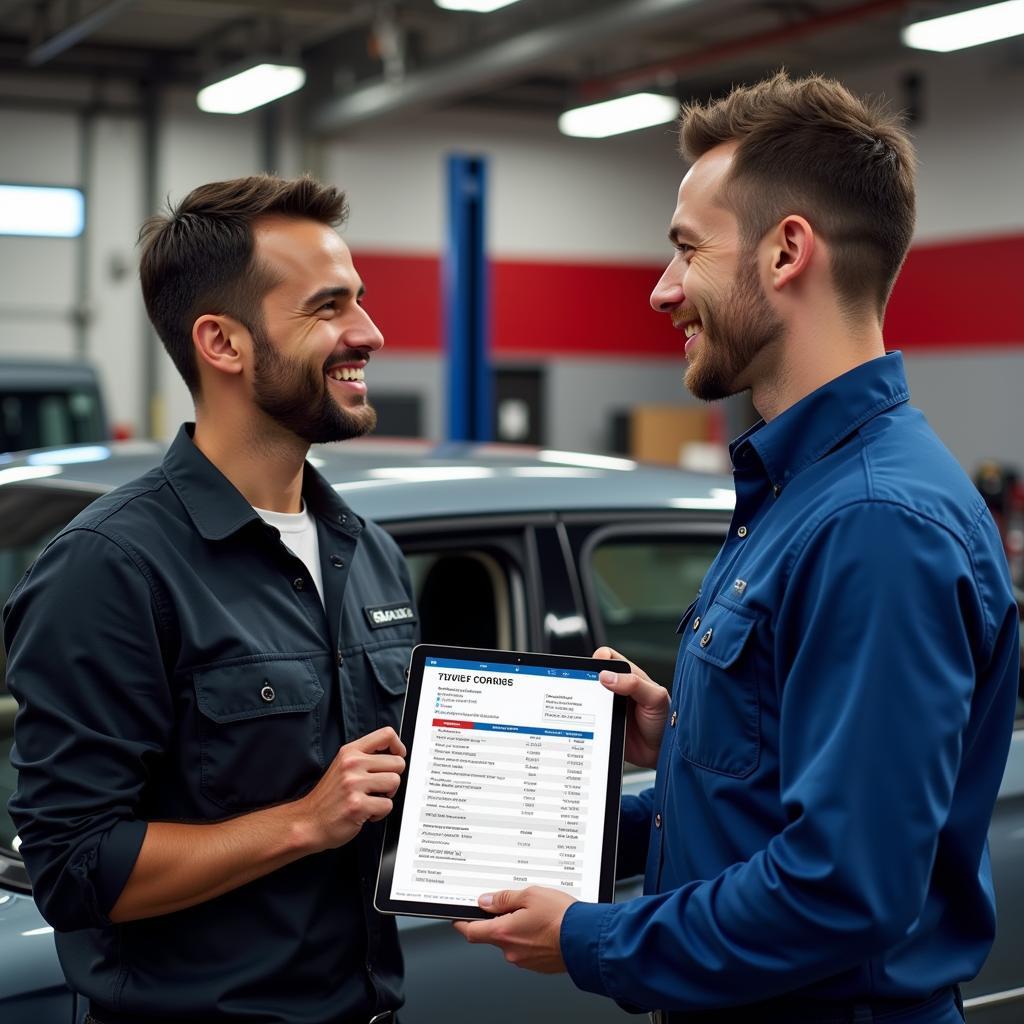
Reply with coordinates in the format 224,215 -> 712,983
345,308 -> 385,351
650,267 -> 684,313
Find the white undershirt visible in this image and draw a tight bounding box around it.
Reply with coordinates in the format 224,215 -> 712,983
254,501 -> 325,606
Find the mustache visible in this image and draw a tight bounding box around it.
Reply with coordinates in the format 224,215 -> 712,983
323,350 -> 372,373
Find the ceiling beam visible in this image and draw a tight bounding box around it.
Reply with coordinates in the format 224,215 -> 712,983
309,0 -> 735,135
26,0 -> 141,67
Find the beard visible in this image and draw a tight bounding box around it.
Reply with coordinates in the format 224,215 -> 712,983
250,323 -> 377,444
684,251 -> 785,402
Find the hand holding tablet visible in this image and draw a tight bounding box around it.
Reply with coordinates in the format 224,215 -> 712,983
375,644 -> 628,920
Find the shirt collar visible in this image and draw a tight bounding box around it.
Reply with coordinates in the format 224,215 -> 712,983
732,351 -> 910,489
162,424 -> 362,541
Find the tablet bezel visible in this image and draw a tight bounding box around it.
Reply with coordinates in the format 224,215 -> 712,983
374,643 -> 629,921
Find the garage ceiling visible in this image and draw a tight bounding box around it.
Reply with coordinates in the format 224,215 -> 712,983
0,0 -> 1014,132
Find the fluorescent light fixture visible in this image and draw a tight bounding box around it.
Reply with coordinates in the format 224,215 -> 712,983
434,0 -> 522,11
902,0 -> 1024,52
197,62 -> 306,115
559,93 -> 680,139
0,184 -> 84,237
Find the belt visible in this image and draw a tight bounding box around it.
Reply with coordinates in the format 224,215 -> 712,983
649,986 -> 963,1024
87,1008 -> 395,1024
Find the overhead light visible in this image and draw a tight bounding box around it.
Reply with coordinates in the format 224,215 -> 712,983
559,93 -> 679,139
197,62 -> 306,115
902,0 -> 1024,52
434,0 -> 522,11
0,184 -> 84,238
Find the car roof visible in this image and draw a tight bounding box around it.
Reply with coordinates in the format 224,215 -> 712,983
0,357 -> 102,390
0,438 -> 736,522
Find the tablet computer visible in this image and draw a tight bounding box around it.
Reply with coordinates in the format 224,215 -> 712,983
374,643 -> 629,921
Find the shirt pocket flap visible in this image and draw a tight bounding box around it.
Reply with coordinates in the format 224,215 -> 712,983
194,657 -> 324,723
688,603 -> 756,670
366,643 -> 410,697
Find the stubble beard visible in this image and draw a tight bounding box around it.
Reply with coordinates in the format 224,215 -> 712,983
684,252 -> 785,403
250,323 -> 377,445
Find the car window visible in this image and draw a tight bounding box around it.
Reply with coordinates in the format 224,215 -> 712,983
405,547 -> 523,651
586,536 -> 720,690
0,390 -> 105,452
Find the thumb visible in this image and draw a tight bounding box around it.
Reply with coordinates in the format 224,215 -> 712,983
478,889 -> 526,915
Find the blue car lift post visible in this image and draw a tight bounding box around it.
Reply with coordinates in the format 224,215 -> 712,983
444,155 -> 492,443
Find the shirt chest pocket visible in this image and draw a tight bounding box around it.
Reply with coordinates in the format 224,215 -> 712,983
364,640 -> 412,732
194,655 -> 325,812
675,601 -> 761,779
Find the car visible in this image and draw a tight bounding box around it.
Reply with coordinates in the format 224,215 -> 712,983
0,439 -> 1021,1023
0,358 -> 109,455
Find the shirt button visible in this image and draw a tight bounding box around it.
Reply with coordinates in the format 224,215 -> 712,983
700,628 -> 713,648
737,525 -> 748,538
338,513 -> 347,525
337,651 -> 345,667
260,684 -> 276,702
692,615 -> 701,632
670,710 -> 677,728
330,555 -> 345,568
655,813 -> 662,829
293,577 -> 305,591
772,484 -> 782,497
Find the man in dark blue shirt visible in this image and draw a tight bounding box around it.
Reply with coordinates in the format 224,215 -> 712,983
455,73 -> 1020,1023
4,176 -> 416,1022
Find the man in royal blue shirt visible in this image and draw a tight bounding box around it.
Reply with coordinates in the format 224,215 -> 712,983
455,72 -> 1020,1022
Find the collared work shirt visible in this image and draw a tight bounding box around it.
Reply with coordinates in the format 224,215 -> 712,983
562,353 -> 1019,1014
4,425 -> 417,1023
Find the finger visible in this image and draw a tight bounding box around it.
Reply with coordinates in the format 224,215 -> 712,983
478,889 -> 528,915
363,795 -> 395,822
362,772 -> 403,798
453,918 -> 503,944
351,727 -> 406,756
363,754 -> 407,775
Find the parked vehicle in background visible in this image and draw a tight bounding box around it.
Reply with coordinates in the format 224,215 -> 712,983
0,357 -> 108,454
0,440 -> 1021,1023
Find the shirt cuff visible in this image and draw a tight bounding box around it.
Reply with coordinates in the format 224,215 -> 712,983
561,898 -> 619,999
93,819 -> 148,919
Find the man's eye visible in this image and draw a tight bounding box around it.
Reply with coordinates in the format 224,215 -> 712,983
317,301 -> 336,312
675,243 -> 694,255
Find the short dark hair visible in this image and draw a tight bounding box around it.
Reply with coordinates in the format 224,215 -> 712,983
680,71 -> 916,318
138,174 -> 348,394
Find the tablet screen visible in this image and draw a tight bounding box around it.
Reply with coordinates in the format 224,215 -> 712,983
381,647 -> 625,914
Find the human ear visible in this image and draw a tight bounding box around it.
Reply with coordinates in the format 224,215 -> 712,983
768,215 -> 814,291
193,315 -> 246,378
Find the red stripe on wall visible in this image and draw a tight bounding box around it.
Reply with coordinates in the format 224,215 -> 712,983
353,233 -> 1024,355
885,234 -> 1024,350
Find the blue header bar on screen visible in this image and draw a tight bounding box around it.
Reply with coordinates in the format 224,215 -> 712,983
425,656 -> 598,681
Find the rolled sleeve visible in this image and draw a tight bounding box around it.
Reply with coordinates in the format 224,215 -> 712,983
4,527 -> 172,931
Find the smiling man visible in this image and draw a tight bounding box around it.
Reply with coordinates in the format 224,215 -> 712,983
4,176 -> 416,1023
455,73 -> 1019,1024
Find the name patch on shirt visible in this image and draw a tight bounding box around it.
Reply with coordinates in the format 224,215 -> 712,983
364,602 -> 417,629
